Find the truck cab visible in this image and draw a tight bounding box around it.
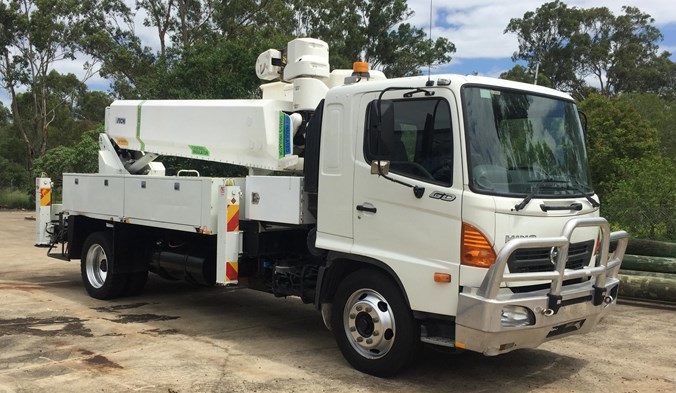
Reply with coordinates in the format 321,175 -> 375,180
37,38 -> 629,377
311,74 -> 627,372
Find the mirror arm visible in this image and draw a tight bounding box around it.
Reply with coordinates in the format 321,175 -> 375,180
376,86 -> 435,123
371,86 -> 434,199
376,160 -> 425,199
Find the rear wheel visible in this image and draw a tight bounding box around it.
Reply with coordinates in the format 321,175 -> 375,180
81,232 -> 127,300
331,269 -> 418,377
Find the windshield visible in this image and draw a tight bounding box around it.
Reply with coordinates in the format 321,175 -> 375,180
462,86 -> 592,197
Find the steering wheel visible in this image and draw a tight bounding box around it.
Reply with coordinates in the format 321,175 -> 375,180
430,159 -> 453,184
473,166 -> 496,190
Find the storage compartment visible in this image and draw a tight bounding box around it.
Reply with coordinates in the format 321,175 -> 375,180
63,173 -> 235,233
244,176 -> 314,225
63,174 -> 125,217
123,176 -> 210,227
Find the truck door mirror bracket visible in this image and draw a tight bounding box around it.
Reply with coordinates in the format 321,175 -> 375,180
370,161 -> 390,175
372,159 -> 425,199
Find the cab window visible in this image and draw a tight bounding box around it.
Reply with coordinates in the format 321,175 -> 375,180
365,97 -> 453,186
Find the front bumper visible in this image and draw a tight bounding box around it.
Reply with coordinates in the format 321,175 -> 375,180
456,217 -> 629,355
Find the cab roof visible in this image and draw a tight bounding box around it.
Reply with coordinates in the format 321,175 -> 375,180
332,73 -> 575,102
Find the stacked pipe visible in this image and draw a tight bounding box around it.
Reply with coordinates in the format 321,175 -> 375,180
618,239 -> 676,303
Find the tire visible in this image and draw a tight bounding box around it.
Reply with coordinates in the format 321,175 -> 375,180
331,269 -> 418,377
80,231 -> 127,300
124,271 -> 149,296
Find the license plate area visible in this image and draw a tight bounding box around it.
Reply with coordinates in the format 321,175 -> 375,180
547,319 -> 586,337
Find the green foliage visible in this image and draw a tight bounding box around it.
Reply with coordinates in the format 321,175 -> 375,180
32,128 -> 100,189
161,157 -> 248,178
505,1 -> 674,97
296,0 -> 455,77
77,91 -> 113,123
0,188 -> 32,209
603,156 -> 676,240
622,93 -> 676,162
578,94 -> 659,195
0,0 -> 116,163
579,93 -> 675,240
89,0 -> 453,98
499,65 -> 553,87
0,156 -> 29,189
109,35 -> 289,100
505,1 -> 580,92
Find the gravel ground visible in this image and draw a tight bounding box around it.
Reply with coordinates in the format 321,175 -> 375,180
0,210 -> 674,392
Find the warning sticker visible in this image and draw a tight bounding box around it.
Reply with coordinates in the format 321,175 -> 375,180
278,112 -> 292,158
39,188 -> 52,207
189,145 -> 210,156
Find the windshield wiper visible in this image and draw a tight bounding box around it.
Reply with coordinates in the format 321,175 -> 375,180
562,181 -> 600,208
513,178 -> 566,211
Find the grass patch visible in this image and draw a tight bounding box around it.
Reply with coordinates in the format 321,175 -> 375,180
0,188 -> 32,209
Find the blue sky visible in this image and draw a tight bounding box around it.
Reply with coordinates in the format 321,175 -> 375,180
435,21 -> 676,78
1,0 -> 675,105
408,0 -> 676,78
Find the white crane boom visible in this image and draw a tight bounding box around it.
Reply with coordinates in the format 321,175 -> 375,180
102,38 -> 385,174
105,98 -> 298,171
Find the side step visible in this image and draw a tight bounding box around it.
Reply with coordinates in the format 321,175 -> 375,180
420,336 -> 456,348
47,252 -> 70,262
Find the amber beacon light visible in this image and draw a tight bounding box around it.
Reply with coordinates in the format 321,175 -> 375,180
461,223 -> 497,268
352,61 -> 369,74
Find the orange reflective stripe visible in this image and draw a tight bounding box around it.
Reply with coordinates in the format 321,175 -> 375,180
225,261 -> 238,281
226,204 -> 239,232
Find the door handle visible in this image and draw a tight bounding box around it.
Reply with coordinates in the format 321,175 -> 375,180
356,203 -> 377,214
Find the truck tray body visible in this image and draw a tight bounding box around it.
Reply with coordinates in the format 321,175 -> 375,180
63,173 -> 231,233
62,173 -> 312,232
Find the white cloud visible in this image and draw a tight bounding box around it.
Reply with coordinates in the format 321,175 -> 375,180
408,0 -> 676,60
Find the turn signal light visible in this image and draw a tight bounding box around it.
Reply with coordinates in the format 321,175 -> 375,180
434,273 -> 452,283
461,223 -> 497,268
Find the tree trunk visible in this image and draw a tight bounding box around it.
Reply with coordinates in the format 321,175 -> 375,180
5,54 -> 34,169
179,0 -> 188,50
618,270 -> 676,302
626,239 -> 676,258
621,255 -> 676,274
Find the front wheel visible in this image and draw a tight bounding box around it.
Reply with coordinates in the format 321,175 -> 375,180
331,269 -> 418,377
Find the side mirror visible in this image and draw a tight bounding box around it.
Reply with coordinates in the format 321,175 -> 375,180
371,160 -> 390,176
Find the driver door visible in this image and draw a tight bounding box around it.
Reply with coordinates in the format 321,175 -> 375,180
351,88 -> 463,316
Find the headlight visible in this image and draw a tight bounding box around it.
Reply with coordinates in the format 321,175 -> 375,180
501,305 -> 535,327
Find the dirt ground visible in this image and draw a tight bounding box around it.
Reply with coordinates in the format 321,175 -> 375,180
0,210 -> 674,393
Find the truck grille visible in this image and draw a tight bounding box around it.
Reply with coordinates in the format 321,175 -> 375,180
507,240 -> 594,274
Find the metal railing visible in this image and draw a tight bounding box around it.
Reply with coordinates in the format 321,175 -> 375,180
477,217 -> 630,312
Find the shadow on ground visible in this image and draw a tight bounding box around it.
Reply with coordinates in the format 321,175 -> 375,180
4,267 -> 588,392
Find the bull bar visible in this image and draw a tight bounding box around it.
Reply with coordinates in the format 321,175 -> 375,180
456,217 -> 629,355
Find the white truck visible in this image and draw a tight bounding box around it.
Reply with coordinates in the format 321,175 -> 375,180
37,38 -> 629,376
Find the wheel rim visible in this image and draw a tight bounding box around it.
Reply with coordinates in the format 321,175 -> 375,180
343,288 -> 396,359
85,244 -> 108,289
